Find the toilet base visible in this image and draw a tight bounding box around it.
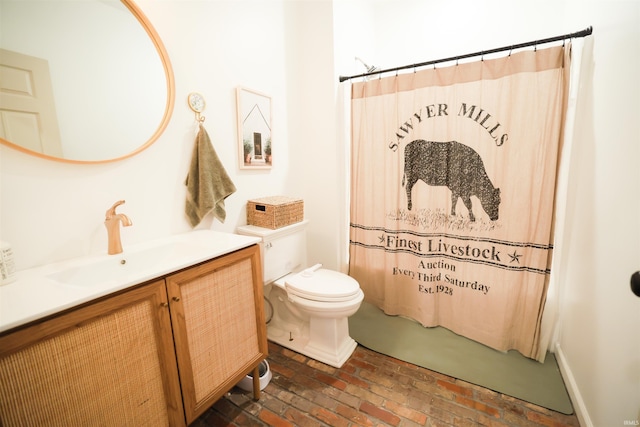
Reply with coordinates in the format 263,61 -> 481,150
267,317 -> 358,368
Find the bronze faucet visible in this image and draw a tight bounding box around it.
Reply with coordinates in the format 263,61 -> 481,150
105,200 -> 132,255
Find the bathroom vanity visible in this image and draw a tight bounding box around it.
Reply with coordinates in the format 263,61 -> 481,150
0,231 -> 266,426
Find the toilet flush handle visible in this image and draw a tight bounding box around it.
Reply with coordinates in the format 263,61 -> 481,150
302,263 -> 323,277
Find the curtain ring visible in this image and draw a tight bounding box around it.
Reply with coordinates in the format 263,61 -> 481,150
455,57 -> 459,66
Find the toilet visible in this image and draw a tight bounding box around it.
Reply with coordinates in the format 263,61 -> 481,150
237,220 -> 364,368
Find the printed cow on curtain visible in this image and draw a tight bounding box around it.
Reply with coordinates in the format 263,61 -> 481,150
402,139 -> 501,222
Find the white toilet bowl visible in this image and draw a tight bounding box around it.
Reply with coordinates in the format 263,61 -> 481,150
268,266 -> 364,368
236,221 -> 364,368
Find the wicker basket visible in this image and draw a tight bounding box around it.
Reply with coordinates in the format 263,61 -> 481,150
247,196 -> 303,229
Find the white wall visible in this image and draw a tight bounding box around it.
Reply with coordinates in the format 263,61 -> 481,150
1,1 -> 638,426
0,0 -> 297,270
282,0 -> 342,271
552,2 -> 640,426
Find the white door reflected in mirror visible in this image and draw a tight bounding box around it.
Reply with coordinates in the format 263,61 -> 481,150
0,49 -> 62,157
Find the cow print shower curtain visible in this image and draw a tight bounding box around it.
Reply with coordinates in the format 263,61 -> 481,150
348,44 -> 571,360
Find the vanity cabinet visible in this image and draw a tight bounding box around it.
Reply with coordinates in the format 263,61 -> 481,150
0,244 -> 267,426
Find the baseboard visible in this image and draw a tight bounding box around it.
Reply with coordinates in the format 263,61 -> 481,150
554,343 -> 593,427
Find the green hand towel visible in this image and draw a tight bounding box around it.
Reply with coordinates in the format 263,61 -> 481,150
185,124 -> 237,227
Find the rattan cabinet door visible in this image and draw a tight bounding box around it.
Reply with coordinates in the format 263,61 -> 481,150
0,280 -> 185,427
166,244 -> 267,424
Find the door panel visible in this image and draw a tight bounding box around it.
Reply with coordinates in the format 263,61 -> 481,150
0,48 -> 62,156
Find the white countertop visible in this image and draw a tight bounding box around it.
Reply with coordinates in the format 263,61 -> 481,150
0,230 -> 260,333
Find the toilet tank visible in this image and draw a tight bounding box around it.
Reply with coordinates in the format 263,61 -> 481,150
236,220 -> 308,284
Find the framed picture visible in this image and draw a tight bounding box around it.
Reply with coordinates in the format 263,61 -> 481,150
236,87 -> 272,169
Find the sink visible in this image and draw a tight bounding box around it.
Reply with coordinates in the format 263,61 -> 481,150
47,242 -> 203,287
0,230 -> 261,334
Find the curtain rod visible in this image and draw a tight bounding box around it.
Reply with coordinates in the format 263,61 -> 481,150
339,26 -> 592,83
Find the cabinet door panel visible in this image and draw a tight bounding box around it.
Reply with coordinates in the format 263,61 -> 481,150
0,280 -> 184,427
167,245 -> 267,423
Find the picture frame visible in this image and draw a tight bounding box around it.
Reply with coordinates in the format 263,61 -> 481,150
236,87 -> 272,169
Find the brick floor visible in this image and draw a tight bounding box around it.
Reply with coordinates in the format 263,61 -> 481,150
193,342 -> 581,427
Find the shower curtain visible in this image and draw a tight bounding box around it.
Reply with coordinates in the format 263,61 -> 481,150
348,44 -> 571,360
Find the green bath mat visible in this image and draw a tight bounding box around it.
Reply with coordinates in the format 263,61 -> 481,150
349,302 -> 574,415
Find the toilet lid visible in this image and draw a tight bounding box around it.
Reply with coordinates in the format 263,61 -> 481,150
285,269 -> 361,302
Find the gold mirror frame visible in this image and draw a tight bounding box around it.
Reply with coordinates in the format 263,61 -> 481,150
0,0 -> 175,164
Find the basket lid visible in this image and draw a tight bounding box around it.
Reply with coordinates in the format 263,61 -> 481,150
249,196 -> 302,205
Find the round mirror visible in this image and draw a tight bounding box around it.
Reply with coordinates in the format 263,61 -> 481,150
0,0 -> 174,164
